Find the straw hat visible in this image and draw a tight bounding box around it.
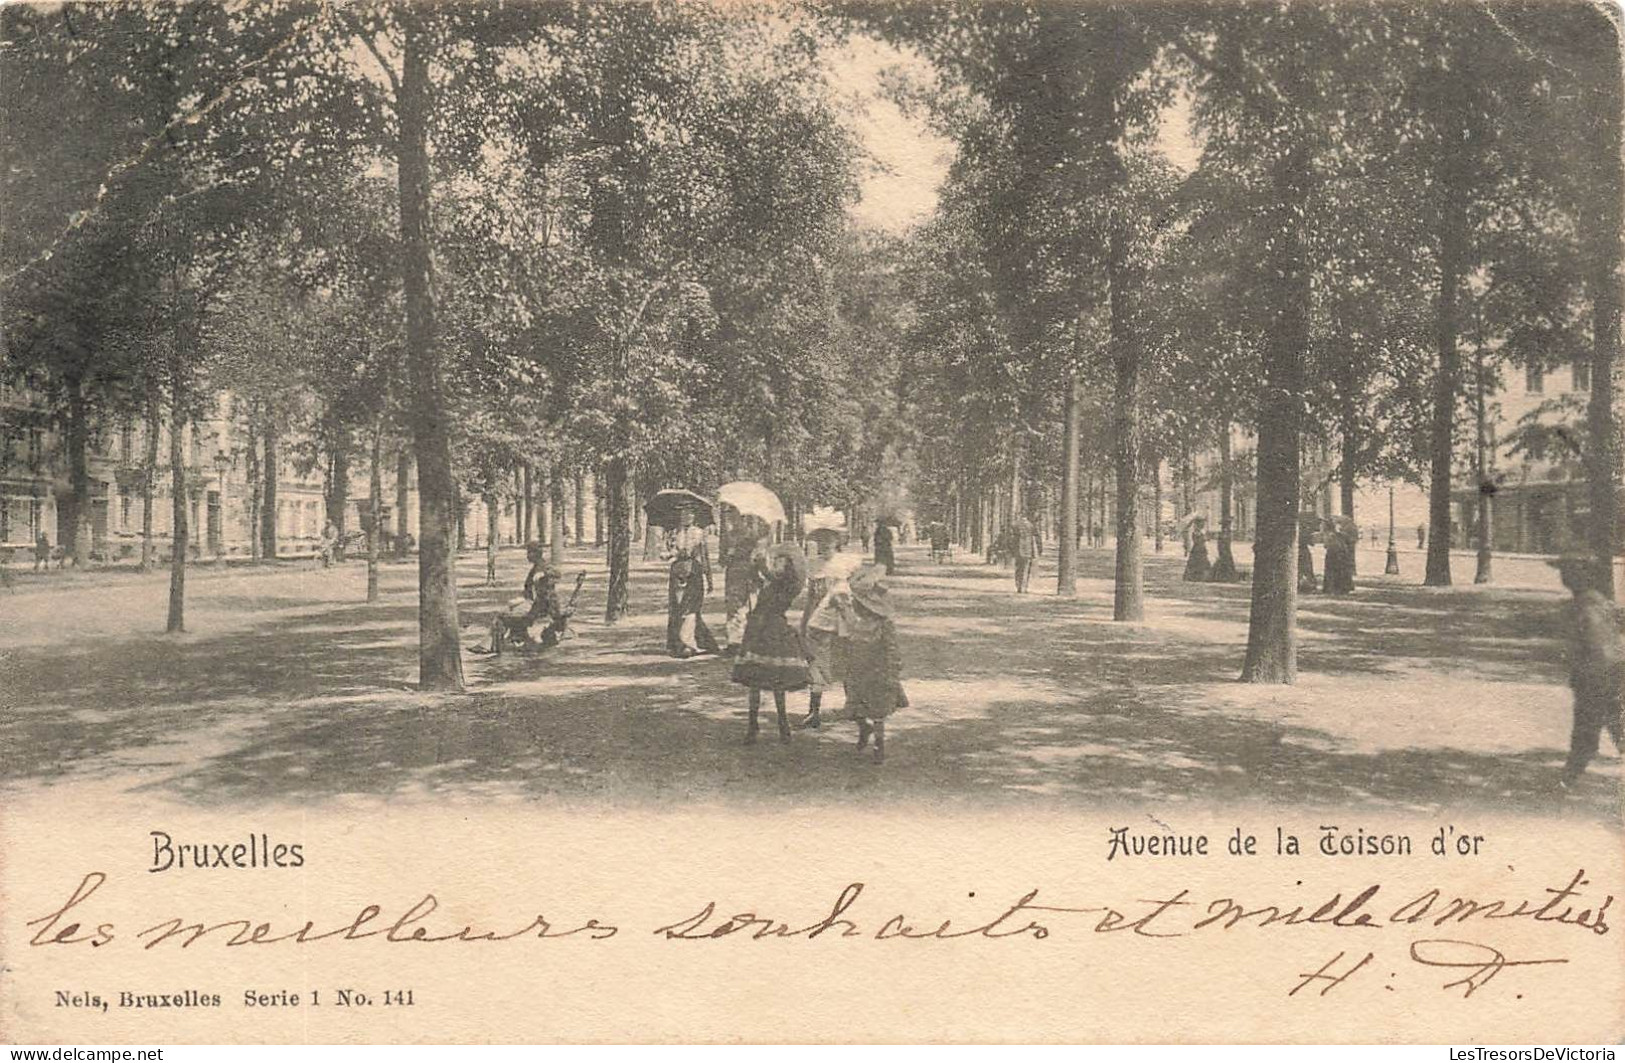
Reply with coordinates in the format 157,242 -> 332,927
848,563 -> 893,617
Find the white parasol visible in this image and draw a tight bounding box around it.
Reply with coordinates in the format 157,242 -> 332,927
718,481 -> 786,525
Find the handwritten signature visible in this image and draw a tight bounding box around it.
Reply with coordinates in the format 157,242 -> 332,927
24,870 -> 1608,998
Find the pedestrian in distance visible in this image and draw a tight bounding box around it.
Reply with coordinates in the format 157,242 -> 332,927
733,543 -> 810,744
1322,517 -> 1357,596
1183,516 -> 1211,582
873,519 -> 895,576
319,521 -> 339,568
34,533 -> 50,572
1551,557 -> 1623,788
1013,511 -> 1041,593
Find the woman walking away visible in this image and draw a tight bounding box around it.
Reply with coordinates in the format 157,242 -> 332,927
873,520 -> 895,575
1183,516 -> 1211,582
733,543 -> 810,743
797,530 -> 847,730
664,506 -> 719,658
841,564 -> 908,763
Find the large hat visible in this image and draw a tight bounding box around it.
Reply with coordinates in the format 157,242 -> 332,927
768,542 -> 808,585
848,563 -> 893,617
805,526 -> 844,545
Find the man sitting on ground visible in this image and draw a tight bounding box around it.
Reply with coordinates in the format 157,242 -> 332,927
490,561 -> 572,655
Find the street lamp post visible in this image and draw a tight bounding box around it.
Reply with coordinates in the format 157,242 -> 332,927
1385,482 -> 1401,575
213,450 -> 231,563
1473,337 -> 1494,584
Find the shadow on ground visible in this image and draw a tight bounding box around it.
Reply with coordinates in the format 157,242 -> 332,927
0,543 -> 1616,818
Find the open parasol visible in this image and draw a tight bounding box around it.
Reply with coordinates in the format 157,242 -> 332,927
644,489 -> 715,529
717,481 -> 786,525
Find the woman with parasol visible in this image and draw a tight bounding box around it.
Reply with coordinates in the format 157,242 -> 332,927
716,482 -> 784,656
652,493 -> 720,658
732,542 -> 811,743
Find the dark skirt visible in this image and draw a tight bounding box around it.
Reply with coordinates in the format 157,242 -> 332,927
666,563 -> 719,656
1183,535 -> 1211,582
732,609 -> 808,692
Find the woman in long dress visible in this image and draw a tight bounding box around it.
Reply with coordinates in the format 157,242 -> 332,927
664,507 -> 719,658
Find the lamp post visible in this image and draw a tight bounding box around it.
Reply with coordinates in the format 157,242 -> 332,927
1385,482 -> 1401,575
213,449 -> 231,562
1473,336 -> 1494,584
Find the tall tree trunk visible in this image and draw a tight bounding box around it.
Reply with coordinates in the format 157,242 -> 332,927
605,457 -> 631,622
64,373 -> 92,567
1213,420 -> 1238,581
521,463 -> 533,542
1339,414 -> 1358,578
166,343 -> 188,634
550,469 -> 567,567
1425,166 -> 1465,586
1010,446 -> 1023,525
1056,362 -> 1081,595
1180,441 -> 1193,554
1586,53 -> 1622,598
398,14 -> 463,691
484,488 -> 500,587
1241,141 -> 1310,683
1110,218 -> 1144,621
986,484 -> 1001,562
1152,454 -> 1164,553
140,388 -> 160,572
593,468 -> 605,546
573,469 -> 586,544
540,462 -> 555,555
395,446 -> 411,557
1474,339 -> 1494,584
327,425 -> 350,546
260,420 -> 278,562
368,418 -> 383,603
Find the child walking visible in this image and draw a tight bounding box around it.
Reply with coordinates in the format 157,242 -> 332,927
840,564 -> 907,763
732,543 -> 810,743
796,530 -> 846,730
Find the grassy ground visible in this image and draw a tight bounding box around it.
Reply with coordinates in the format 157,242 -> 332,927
0,540 -> 1617,817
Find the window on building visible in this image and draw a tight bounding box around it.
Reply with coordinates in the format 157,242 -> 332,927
27,429 -> 42,468
1572,360 -> 1591,392
1525,364 -> 1544,394
121,422 -> 135,461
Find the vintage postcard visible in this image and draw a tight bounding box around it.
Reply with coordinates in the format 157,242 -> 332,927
2,0 -> 1622,1045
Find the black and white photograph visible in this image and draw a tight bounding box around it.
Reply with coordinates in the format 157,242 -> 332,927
1,0 -> 1622,1046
